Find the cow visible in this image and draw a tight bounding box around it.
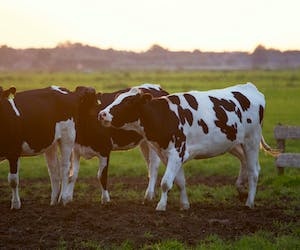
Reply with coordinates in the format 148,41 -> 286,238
98,82 -> 279,211
66,84 -> 169,204
0,85 -> 97,209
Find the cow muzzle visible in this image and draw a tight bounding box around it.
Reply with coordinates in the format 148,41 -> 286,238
98,110 -> 112,127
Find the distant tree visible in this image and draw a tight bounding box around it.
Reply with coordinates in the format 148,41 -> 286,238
193,49 -> 202,54
253,44 -> 266,52
147,44 -> 168,53
56,41 -> 84,48
252,44 -> 268,69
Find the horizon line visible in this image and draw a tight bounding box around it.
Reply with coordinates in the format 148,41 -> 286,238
1,41 -> 300,54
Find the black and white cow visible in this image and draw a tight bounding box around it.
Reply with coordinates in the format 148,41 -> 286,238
66,84 -> 169,204
0,85 -> 97,209
98,82 -> 278,210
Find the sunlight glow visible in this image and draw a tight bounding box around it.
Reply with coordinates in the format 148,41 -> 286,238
0,0 -> 299,52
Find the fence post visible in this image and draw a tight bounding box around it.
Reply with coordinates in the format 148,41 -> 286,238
276,139 -> 285,175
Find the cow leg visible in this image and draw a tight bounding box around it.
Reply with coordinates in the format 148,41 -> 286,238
243,134 -> 261,208
65,149 -> 80,202
8,157 -> 21,209
229,144 -> 248,201
45,143 -> 61,205
140,141 -> 160,202
98,155 -> 110,204
156,156 -> 182,211
174,167 -> 190,210
58,127 -> 76,205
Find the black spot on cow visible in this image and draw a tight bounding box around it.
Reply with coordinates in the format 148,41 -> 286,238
171,127 -> 187,162
198,119 -> 209,134
236,108 -> 242,123
183,93 -> 198,110
141,98 -> 186,153
259,105 -> 264,124
168,95 -> 181,105
209,96 -> 238,141
178,141 -> 186,162
247,118 -> 252,124
232,91 -> 251,111
177,106 -> 193,126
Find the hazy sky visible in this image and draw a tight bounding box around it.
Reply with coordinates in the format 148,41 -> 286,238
1,0 -> 299,52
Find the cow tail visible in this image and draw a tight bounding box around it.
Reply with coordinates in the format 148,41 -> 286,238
260,135 -> 281,157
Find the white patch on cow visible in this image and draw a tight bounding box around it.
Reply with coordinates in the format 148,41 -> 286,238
121,120 -> 145,135
8,160 -> 21,209
138,83 -> 162,91
21,142 -> 36,155
96,155 -> 111,204
51,85 -> 68,94
8,99 -> 20,116
111,140 -> 137,150
54,118 -> 76,205
54,118 -> 75,141
19,119 -> 75,157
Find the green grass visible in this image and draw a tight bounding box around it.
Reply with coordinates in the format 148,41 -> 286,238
0,70 -> 300,249
58,232 -> 300,249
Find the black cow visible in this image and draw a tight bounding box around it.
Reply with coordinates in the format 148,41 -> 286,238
0,85 -> 97,209
66,84 -> 169,204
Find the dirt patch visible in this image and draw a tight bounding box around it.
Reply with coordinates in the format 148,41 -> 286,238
0,176 -> 298,249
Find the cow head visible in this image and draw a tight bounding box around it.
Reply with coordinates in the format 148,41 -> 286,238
75,86 -> 96,102
98,87 -> 152,129
74,86 -> 99,116
0,87 -> 16,100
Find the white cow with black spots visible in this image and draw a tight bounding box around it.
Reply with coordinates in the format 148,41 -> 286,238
98,82 -> 279,211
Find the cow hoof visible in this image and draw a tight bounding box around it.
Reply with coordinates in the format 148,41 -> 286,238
50,201 -> 56,206
143,193 -> 155,204
101,191 -> 111,204
101,198 -> 111,205
180,202 -> 190,210
61,195 -> 72,206
50,193 -> 60,206
11,200 -> 21,210
245,201 -> 254,209
156,202 -> 166,211
144,191 -> 155,201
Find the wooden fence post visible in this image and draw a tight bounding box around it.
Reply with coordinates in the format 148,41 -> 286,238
276,139 -> 285,175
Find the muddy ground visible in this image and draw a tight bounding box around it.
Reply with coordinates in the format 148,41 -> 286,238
0,176 -> 298,249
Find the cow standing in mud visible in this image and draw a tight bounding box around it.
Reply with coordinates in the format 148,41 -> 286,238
98,82 -> 278,211
67,84 -> 168,204
0,86 -> 97,209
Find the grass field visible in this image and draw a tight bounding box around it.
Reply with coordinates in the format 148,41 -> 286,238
0,70 -> 299,249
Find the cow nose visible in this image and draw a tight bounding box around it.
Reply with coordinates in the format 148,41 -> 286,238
98,111 -> 107,121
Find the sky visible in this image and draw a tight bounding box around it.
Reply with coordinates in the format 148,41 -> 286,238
0,0 -> 299,52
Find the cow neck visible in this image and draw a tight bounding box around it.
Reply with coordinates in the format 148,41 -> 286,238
76,99 -> 99,144
138,97 -> 178,149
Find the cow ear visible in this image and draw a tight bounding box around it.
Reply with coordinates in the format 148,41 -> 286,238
3,87 -> 16,99
96,92 -> 102,105
114,92 -> 120,100
141,93 -> 153,103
